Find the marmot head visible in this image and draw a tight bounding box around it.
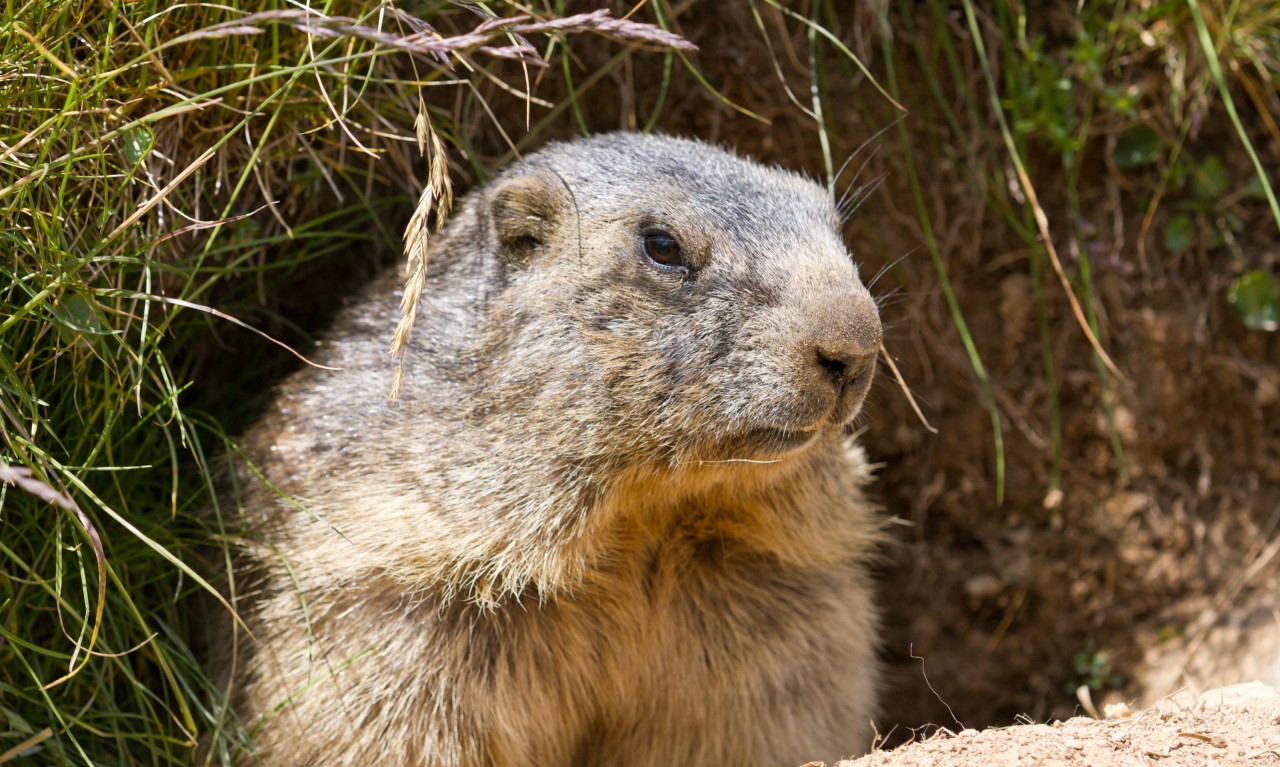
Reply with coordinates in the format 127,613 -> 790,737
451,133 -> 881,477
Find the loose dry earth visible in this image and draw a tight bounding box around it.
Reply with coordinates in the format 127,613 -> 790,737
835,683 -> 1280,767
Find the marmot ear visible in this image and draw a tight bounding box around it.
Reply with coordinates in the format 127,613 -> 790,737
489,170 -> 568,267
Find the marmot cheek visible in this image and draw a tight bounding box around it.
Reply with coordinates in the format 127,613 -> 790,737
749,374 -> 836,434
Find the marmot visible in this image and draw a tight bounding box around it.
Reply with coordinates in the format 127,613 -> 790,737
217,133 -> 884,766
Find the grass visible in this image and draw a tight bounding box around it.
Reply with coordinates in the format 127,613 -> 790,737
878,12 -> 1007,504
863,1 -> 1277,729
874,0 -> 1278,501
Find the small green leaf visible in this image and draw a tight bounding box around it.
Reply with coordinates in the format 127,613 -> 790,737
121,125 -> 154,167
55,293 -> 104,334
1193,155 -> 1229,200
1113,124 -> 1162,170
1162,213 -> 1192,254
52,293 -> 111,350
1242,176 -> 1267,199
1229,271 -> 1279,332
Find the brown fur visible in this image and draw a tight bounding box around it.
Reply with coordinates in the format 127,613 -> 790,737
216,133 -> 884,765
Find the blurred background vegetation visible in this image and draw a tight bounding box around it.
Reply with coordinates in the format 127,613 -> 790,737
1,1 -> 1277,763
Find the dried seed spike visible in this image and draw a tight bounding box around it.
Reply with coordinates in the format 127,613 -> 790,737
389,110 -> 451,400
429,128 -> 453,232
414,98 -> 429,156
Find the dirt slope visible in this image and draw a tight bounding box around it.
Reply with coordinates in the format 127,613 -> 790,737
833,683 -> 1280,767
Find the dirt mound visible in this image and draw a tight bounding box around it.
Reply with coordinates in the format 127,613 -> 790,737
836,683 -> 1280,767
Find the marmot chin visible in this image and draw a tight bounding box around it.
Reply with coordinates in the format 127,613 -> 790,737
219,132 -> 885,766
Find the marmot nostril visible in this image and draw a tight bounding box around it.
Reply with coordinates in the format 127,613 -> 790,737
816,348 -> 849,384
815,345 -> 875,389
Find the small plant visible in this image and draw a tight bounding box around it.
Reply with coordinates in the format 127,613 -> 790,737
1230,271 -> 1280,331
1067,641 -> 1124,694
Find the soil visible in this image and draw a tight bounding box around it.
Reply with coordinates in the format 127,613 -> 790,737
833,683 -> 1280,767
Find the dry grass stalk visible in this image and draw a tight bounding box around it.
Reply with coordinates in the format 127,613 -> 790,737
0,462 -> 106,690
879,342 -> 937,434
389,103 -> 454,400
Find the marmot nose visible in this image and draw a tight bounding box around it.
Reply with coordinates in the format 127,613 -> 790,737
805,287 -> 881,393
815,342 -> 876,391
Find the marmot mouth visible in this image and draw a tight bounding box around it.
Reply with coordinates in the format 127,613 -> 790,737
739,426 -> 821,455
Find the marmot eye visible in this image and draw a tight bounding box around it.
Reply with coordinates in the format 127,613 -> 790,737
642,232 -> 685,268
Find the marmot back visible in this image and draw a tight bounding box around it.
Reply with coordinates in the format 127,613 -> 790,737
217,133 -> 884,766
